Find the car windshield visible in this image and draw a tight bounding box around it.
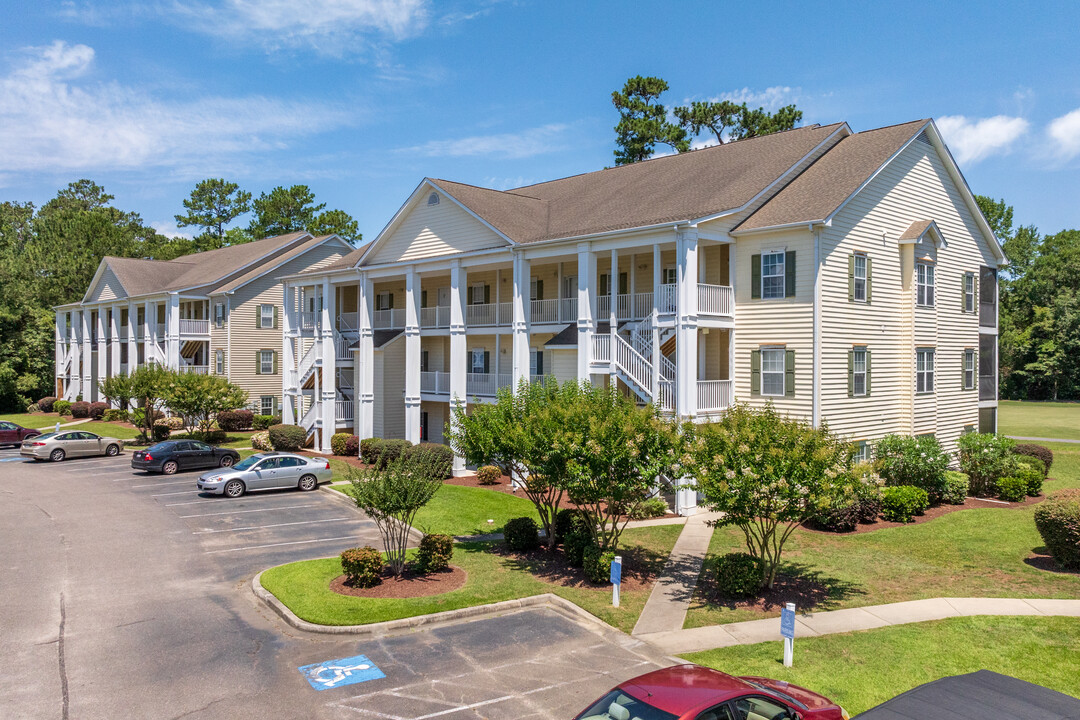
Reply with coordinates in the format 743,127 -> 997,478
742,681 -> 807,710
233,456 -> 262,471
576,690 -> 677,720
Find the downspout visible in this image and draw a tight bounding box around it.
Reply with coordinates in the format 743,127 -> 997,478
812,224 -> 822,428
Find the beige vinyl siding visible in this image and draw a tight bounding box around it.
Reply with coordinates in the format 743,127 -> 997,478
819,138 -> 992,456
374,335 -> 406,439
209,299 -> 228,377
420,401 -> 446,443
87,267 -> 125,302
421,336 -> 449,373
549,348 -> 577,384
370,194 -> 508,264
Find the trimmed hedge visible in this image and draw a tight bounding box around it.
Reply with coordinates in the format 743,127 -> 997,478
1034,489 -> 1080,571
629,497 -> 669,520
360,437 -> 383,464
253,414 -> 280,430
476,465 -> 501,485
943,471 -> 970,505
997,476 -> 1028,503
403,443 -> 454,478
88,401 -> 108,420
583,544 -> 616,584
53,400 -> 72,416
344,435 -> 360,456
217,410 -> 253,432
554,508 -> 590,545
376,439 -> 412,469
814,498 -> 862,533
330,433 -> 354,456
340,546 -> 383,588
1015,454 -> 1047,479
714,552 -> 762,598
881,485 -> 929,523
504,516 -> 539,552
102,409 -> 129,422
268,424 -> 306,452
416,534 -> 453,574
37,396 -> 57,413
1014,443 -> 1054,473
70,401 -> 90,418
152,424 -> 171,442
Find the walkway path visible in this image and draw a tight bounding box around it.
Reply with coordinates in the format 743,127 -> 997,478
632,511 -> 719,636
635,597 -> 1080,654
1008,435 -> 1080,445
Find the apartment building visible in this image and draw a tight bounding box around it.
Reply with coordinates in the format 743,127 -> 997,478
55,232 -> 355,414
280,118 -> 1004,513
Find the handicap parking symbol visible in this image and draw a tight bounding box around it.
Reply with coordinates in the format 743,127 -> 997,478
298,654 -> 385,691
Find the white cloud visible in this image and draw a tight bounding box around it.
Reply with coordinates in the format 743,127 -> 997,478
936,115 -> 1029,164
0,41 -> 353,175
1047,107 -> 1080,161
404,124 -> 568,159
150,220 -> 194,240
718,86 -> 797,110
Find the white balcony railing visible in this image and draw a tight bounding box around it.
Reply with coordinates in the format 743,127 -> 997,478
179,365 -> 209,375
531,298 -> 559,324
697,379 -> 733,412
420,306 -> 451,328
335,334 -> 354,361
372,308 -> 405,329
697,284 -> 734,317
338,312 -> 358,332
657,284 -> 677,314
299,311 -> 319,331
559,297 -> 578,323
336,400 -> 354,422
179,319 -> 210,335
466,372 -> 513,396
421,371 -> 451,394
592,334 -> 611,362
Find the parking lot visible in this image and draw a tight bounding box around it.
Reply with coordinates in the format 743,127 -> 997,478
1,447 -> 672,719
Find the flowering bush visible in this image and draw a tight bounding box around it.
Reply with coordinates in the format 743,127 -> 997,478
812,463 -> 883,531
958,432 -> 1018,497
250,431 -> 273,451
476,465 -> 502,485
874,434 -> 950,503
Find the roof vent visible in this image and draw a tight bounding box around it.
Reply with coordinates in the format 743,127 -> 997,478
427,192 -> 440,206
914,131 -> 933,146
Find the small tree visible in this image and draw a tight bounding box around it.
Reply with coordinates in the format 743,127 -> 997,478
128,364 -> 173,442
99,374 -> 133,410
165,373 -> 248,437
686,403 -> 856,590
347,445 -> 450,577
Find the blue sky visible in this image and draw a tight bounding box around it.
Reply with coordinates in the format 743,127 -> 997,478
2,0 -> 1079,243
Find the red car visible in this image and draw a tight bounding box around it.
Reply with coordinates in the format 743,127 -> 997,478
574,665 -> 849,720
0,421 -> 42,448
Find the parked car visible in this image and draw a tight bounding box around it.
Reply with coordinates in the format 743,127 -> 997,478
21,431 -> 125,462
0,421 -> 42,447
574,665 -> 849,720
197,452 -> 332,498
131,440 -> 240,475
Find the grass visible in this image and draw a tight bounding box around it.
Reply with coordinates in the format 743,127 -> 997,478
999,400 -> 1080,441
682,616 -> 1080,715
259,525 -> 682,634
69,421 -> 141,439
0,412 -> 71,428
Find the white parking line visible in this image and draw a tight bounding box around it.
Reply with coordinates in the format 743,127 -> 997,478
63,469 -> 130,477
177,503 -> 318,518
131,479 -> 198,488
151,490 -> 204,497
164,499 -> 217,506
193,517 -> 349,534
204,535 -> 356,554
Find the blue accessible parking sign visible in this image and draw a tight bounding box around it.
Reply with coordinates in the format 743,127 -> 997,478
298,654 -> 385,691
780,607 -> 796,639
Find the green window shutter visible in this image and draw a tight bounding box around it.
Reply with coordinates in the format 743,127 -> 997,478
273,351 -> 278,375
785,349 -> 796,397
389,293 -> 394,309
847,255 -> 855,302
483,351 -> 490,374
751,254 -> 762,299
973,351 -> 978,390
536,279 -> 544,301
536,350 -> 544,375
785,251 -> 796,298
484,285 -> 491,304
866,257 -> 873,303
865,349 -> 872,395
962,275 -> 968,312
273,305 -> 279,329
619,272 -> 628,295
847,349 -> 854,397
599,274 -> 608,297
421,290 -> 428,308
255,306 -> 262,328
962,350 -> 967,387
750,350 -> 761,396
255,351 -> 261,375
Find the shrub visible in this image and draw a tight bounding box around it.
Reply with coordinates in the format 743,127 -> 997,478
251,431 -> 272,451
562,514 -> 592,567
340,546 -> 383,588
813,498 -> 862,532
714,553 -> 763,598
1014,443 -> 1054,473
1014,460 -> 1045,497
37,396 -> 56,413
201,430 -> 228,444
152,424 -> 171,442
476,465 -> 501,485
504,516 -> 540,552
70,401 -> 90,418
554,508 -> 590,545
376,439 -> 412,469
1015,454 -> 1047,480
331,433 -> 353,456
997,476 -> 1028,503
874,434 -> 950,503
583,543 -> 616,584
958,432 -> 1018,497
344,435 -> 360,456
216,409 -> 253,432
87,401 -> 108,420
403,443 -> 455,478
53,400 -> 72,416
943,471 -> 970,505
360,437 -> 383,464
252,414 -> 280,430
268,424 -> 306,452
1034,490 -> 1080,571
881,485 -> 929,523
102,409 -> 129,422
156,416 -> 184,430
629,497 -> 669,520
415,534 -> 454,574
26,403 -> 40,413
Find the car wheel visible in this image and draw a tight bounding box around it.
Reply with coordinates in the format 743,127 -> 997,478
224,480 -> 245,498
298,474 -> 318,492
105,444 -> 120,457
162,460 -> 178,475
219,455 -> 234,468
50,448 -> 65,462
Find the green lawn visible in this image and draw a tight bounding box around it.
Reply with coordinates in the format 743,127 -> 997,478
683,616 -> 1080,716
72,422 -> 140,440
999,400 -> 1080,441
0,413 -> 70,429
260,525 -> 682,634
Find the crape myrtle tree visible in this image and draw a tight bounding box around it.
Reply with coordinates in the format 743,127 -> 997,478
98,374 -> 133,411
127,364 -> 173,441
685,403 -> 857,590
164,372 -> 248,438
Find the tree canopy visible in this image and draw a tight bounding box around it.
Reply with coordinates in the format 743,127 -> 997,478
174,178 -> 252,249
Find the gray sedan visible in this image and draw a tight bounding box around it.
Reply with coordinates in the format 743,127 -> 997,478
21,431 -> 125,462
196,452 -> 333,498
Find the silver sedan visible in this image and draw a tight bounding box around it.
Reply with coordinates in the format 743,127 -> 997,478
197,452 -> 333,498
21,431 -> 125,462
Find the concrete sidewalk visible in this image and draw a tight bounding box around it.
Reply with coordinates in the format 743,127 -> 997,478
635,597 -> 1080,654
1008,435 -> 1080,445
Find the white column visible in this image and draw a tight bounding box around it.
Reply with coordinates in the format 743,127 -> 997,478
449,261 -> 468,475
676,229 -> 699,420
68,311 -> 80,401
109,305 -> 121,399
142,300 -> 152,366
166,294 -> 180,370
358,275 -> 375,444
511,253 -> 531,389
651,244 -> 662,401
95,308 -> 106,401
728,243 -> 736,389
126,302 -> 137,375
404,268 -> 422,445
319,277 -> 336,451
81,310 -> 92,401
609,248 -> 618,381
54,311 -> 64,398
282,283 -> 296,425
576,243 -> 596,381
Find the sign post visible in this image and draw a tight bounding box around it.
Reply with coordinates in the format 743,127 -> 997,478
610,555 -> 622,607
780,602 -> 796,667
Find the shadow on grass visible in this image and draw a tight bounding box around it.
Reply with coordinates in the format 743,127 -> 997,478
1024,546 -> 1080,575
696,560 -> 867,614
491,542 -> 670,592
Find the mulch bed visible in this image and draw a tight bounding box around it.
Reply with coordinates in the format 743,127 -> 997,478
699,572 -> 849,615
329,565 -> 467,598
492,543 -> 663,592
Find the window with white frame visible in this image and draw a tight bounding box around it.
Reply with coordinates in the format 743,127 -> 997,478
214,303 -> 224,328
470,283 -> 486,305
376,291 -> 392,311
762,251 -> 786,299
530,277 -> 539,301
215,349 -> 223,375
964,272 -> 976,313
259,304 -> 274,328
852,347 -> 868,396
917,348 -> 935,393
663,267 -> 677,285
964,349 -> 976,390
470,348 -> 486,374
761,347 -> 786,396
260,395 -> 275,416
853,254 -> 867,302
259,350 -> 275,375
420,350 -> 429,373
854,440 -> 871,464
530,348 -> 543,377
916,262 -> 935,307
